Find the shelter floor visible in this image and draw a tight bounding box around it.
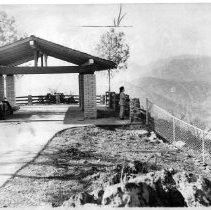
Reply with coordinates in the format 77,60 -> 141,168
1,105 -> 130,125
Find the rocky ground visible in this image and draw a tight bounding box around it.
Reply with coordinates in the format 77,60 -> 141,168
0,125 -> 211,207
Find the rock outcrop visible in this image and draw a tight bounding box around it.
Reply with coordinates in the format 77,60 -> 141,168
63,161 -> 211,207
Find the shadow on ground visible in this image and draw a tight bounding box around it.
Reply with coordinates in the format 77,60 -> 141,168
63,106 -> 129,125
0,126 -> 162,207
63,107 -> 84,124
0,127 -> 71,189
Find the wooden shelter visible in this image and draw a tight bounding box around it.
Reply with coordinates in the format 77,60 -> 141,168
0,35 -> 116,118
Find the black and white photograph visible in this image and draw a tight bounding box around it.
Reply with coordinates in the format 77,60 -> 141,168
0,0 -> 211,208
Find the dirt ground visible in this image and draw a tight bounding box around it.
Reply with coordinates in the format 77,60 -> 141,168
0,125 -> 210,207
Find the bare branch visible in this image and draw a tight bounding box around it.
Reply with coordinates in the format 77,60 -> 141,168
113,18 -> 116,27
117,5 -> 122,26
119,12 -> 127,25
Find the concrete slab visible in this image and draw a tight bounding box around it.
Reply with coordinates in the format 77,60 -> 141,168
2,104 -> 72,122
1,105 -> 130,125
0,121 -> 89,187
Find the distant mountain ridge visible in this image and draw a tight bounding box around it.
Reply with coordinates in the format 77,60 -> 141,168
143,55 -> 211,83
125,55 -> 211,127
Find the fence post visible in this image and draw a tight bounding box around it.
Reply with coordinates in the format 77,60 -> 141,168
173,117 -> 175,143
146,98 -> 149,126
28,95 -> 32,105
103,95 -> 106,105
55,93 -> 60,104
202,131 -> 205,165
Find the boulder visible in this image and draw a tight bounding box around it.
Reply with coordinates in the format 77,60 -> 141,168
173,141 -> 186,148
129,130 -> 148,138
173,172 -> 211,206
102,183 -> 125,207
63,192 -> 95,207
91,189 -> 104,205
148,131 -> 157,141
63,164 -> 211,207
101,169 -> 186,207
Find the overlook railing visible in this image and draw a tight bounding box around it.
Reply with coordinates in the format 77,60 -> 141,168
15,94 -> 105,105
146,98 -> 211,164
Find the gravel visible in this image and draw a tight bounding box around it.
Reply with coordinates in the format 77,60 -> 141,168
0,125 -> 210,207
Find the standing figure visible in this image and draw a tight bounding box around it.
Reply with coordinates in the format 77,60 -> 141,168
119,86 -> 126,120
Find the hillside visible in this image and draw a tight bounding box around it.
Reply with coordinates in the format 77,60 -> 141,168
145,55 -> 211,82
125,55 -> 211,128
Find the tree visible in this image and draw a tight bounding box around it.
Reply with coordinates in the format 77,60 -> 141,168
95,6 -> 130,91
0,11 -> 26,47
0,11 -> 27,79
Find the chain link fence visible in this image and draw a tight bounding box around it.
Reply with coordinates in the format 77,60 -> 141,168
146,99 -> 211,164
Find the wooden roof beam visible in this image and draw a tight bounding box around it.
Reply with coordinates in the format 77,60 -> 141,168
0,64 -> 106,75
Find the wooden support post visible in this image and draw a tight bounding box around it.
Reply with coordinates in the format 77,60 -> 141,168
44,54 -> 48,67
34,51 -> 38,67
41,54 -> 44,67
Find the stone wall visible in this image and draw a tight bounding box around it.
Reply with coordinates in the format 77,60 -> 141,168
130,98 -> 142,123
6,75 -> 16,106
83,74 -> 97,119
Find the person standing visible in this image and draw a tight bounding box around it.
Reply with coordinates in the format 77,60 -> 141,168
119,86 -> 126,120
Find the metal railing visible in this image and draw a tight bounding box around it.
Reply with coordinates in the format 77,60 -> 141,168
146,98 -> 211,164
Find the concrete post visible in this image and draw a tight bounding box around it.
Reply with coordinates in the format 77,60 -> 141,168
6,75 -> 16,107
79,73 -> 84,111
0,75 -> 5,101
202,131 -> 205,165
83,73 -> 97,119
146,98 -> 149,126
173,117 -> 176,143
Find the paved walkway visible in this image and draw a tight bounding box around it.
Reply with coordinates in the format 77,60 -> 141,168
0,105 -> 130,187
0,121 -> 88,187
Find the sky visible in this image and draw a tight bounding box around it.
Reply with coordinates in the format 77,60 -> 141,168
1,3 -> 211,96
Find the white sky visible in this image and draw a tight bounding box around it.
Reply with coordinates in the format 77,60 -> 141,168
1,3 -> 211,95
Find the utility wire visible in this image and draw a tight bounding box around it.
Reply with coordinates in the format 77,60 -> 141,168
74,25 -> 133,28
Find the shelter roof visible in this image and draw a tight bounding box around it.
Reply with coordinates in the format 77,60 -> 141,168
0,35 -> 116,70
